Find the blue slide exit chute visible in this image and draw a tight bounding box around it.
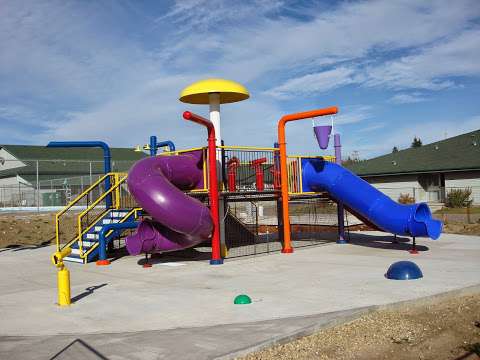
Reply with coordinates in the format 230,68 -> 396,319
301,159 -> 442,239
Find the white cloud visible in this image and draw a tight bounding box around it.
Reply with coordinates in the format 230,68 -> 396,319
1,0 -> 479,153
342,114 -> 480,159
214,0 -> 480,83
334,105 -> 373,126
159,0 -> 284,32
357,122 -> 386,133
264,27 -> 480,98
389,93 -> 428,104
365,28 -> 480,91
265,67 -> 358,98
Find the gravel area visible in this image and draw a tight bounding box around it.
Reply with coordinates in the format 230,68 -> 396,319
239,293 -> 480,360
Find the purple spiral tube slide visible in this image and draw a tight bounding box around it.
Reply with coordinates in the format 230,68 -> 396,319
125,150 -> 213,255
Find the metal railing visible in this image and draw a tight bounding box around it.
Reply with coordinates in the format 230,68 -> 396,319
75,173 -> 129,258
220,146 -> 278,192
0,152 -> 337,212
286,155 -> 336,195
55,173 -> 112,251
54,172 -> 131,255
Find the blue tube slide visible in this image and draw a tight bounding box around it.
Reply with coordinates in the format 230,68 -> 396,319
301,159 -> 442,239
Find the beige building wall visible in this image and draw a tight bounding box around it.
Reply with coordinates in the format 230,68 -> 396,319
362,174 -> 425,202
444,171 -> 480,204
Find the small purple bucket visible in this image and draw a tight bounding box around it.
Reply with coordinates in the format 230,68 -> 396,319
313,125 -> 332,150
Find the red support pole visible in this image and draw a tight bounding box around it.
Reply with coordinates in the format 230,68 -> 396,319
251,157 -> 267,191
183,111 -> 223,265
227,157 -> 240,192
271,168 -> 281,190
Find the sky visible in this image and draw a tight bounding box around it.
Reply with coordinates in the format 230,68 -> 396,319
1,0 -> 479,159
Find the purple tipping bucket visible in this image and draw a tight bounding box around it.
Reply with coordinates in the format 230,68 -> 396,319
314,125 -> 332,150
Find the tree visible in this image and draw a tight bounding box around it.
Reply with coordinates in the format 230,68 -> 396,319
392,146 -> 399,153
411,137 -> 422,148
342,155 -> 363,166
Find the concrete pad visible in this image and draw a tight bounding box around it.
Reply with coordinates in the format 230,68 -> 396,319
0,232 -> 479,358
0,308 -> 373,360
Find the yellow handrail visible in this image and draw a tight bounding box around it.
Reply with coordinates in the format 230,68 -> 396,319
55,172 -> 127,253
159,147 -> 207,156
285,155 -> 336,195
56,173 -> 110,218
55,173 -> 112,251
76,174 -> 128,256
218,145 -> 278,151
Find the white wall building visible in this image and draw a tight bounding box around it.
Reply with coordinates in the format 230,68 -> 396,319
347,130 -> 480,205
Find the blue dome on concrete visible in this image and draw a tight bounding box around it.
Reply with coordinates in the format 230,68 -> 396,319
385,261 -> 423,280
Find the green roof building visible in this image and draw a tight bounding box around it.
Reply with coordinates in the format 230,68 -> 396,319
346,130 -> 480,205
0,144 -> 146,207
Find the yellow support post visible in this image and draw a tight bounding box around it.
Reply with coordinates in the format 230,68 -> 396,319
57,267 -> 71,306
114,173 -> 120,209
51,247 -> 72,306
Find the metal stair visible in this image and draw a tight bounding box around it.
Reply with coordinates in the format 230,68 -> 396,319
65,209 -> 137,264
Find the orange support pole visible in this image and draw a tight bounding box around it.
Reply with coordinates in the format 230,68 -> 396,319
277,106 -> 338,253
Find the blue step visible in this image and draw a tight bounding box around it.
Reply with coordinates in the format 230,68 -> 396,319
64,208 -> 138,264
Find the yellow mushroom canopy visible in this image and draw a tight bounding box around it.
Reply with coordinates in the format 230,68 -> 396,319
179,78 -> 249,104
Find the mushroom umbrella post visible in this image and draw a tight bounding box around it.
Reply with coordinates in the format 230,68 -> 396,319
180,78 -> 250,151
180,79 -> 249,260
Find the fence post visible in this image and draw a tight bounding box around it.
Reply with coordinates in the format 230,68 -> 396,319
89,161 -> 93,186
36,160 -> 40,211
80,174 -> 84,197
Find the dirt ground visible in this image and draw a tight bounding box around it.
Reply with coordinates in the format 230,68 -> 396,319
442,221 -> 480,236
0,212 -> 75,249
239,293 -> 480,360
0,211 -> 479,249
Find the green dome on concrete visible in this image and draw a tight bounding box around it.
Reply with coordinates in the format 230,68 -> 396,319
234,294 -> 252,305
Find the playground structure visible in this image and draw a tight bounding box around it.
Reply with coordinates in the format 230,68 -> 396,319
49,78 -> 442,267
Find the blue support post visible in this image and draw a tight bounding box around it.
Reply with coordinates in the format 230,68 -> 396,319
47,141 -> 113,208
149,136 -> 158,156
334,134 -> 347,244
273,142 -> 284,245
96,222 -> 139,265
148,136 -> 176,156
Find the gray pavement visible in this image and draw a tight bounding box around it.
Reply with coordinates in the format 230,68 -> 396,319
0,232 -> 479,359
0,307 -> 372,360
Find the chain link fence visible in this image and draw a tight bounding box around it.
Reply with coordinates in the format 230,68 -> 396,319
224,196 -> 365,258
0,159 -> 137,210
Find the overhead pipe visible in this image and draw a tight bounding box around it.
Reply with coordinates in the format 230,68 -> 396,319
277,106 -> 339,253
47,141 -> 113,208
149,136 -> 176,156
183,111 -> 222,265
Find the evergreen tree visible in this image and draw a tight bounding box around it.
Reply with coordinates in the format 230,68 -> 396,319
411,137 -> 422,148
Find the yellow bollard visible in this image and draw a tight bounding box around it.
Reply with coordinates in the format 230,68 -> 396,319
57,267 -> 71,306
220,243 -> 228,258
51,247 -> 72,307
